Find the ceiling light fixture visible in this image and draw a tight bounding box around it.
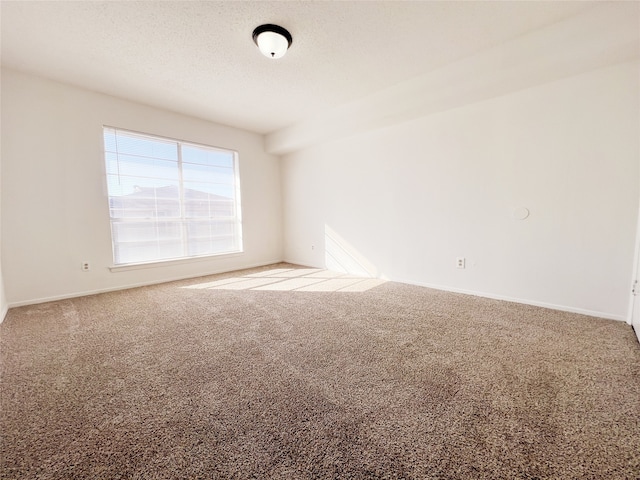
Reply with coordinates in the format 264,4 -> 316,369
252,24 -> 292,59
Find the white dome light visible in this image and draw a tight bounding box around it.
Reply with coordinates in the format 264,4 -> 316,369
252,24 -> 292,59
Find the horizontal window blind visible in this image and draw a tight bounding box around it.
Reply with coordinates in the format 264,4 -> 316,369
103,127 -> 242,265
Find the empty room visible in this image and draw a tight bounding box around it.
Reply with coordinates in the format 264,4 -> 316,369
1,1 -> 639,478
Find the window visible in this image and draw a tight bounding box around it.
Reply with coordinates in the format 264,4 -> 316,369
103,127 -> 242,265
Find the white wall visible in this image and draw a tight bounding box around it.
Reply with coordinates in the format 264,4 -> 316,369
1,69 -> 283,306
0,272 -> 6,322
0,133 -> 6,321
282,61 -> 639,321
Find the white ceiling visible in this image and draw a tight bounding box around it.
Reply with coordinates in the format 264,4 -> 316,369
1,1 -> 638,141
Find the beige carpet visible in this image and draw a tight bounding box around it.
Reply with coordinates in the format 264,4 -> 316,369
1,263 -> 639,479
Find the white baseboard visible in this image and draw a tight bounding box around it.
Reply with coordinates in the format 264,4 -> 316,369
7,259 -> 285,309
394,277 -> 625,322
7,261 -> 624,323
279,262 -> 626,322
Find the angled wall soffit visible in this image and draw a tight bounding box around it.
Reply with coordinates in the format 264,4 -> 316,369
265,4 -> 640,156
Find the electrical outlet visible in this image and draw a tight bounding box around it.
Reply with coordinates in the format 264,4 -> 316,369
81,261 -> 90,271
456,257 -> 465,269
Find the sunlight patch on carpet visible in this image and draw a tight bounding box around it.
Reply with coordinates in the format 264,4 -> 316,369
183,268 -> 386,292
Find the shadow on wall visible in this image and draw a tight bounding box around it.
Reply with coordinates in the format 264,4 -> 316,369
183,268 -> 386,293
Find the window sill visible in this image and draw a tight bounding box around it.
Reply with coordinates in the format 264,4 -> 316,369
109,251 -> 243,272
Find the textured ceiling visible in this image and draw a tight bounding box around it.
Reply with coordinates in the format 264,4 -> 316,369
0,1 -> 633,136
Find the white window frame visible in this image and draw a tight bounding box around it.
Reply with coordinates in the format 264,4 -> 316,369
103,127 -> 243,268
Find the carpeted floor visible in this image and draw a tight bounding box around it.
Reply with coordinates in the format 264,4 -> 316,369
1,263 -> 639,479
